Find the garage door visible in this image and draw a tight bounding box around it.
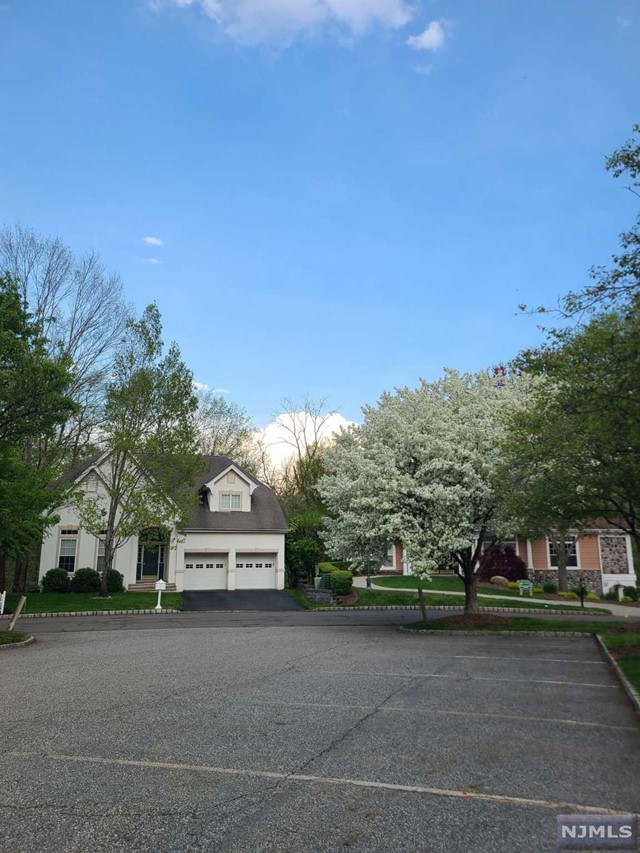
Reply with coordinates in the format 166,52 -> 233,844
235,554 -> 277,589
183,554 -> 227,590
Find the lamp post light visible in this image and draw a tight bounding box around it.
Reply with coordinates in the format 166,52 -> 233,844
366,558 -> 372,591
155,578 -> 167,612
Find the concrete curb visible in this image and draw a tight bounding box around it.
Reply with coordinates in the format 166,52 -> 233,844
316,604 -> 604,615
0,635 -> 35,651
595,634 -> 640,717
399,627 -> 590,637
3,609 -> 181,619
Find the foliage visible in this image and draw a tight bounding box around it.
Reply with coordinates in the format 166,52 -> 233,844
75,304 -> 203,596
3,592 -> 183,613
477,544 -> 528,583
623,585 -> 639,601
41,568 -> 71,593
506,581 -> 519,590
586,592 -> 599,601
330,570 -> 353,595
320,368 -> 533,614
557,591 -> 579,600
71,568 -> 101,593
285,535 -> 321,584
107,569 -> 125,593
542,582 -> 558,594
194,391 -> 257,469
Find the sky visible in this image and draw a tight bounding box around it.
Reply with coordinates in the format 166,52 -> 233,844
1,0 -> 638,427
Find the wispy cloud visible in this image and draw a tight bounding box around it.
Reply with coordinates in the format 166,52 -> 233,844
413,63 -> 434,75
156,0 -> 414,44
616,16 -> 631,28
147,258 -> 162,264
144,235 -> 164,246
407,19 -> 448,52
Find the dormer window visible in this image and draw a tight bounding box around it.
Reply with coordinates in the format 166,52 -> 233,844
220,493 -> 241,511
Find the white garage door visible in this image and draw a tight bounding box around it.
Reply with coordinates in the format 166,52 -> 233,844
235,554 -> 277,589
183,554 -> 227,590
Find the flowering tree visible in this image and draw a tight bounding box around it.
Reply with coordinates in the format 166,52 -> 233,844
320,369 -> 531,615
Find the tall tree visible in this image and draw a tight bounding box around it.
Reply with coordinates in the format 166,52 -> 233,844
0,274 -> 77,591
321,369 -> 532,615
75,304 -> 202,596
194,390 -> 256,468
0,224 -> 129,463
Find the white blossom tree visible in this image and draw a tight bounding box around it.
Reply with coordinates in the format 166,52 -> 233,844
320,368 -> 532,616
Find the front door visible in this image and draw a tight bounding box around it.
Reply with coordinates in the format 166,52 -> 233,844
137,542 -> 165,581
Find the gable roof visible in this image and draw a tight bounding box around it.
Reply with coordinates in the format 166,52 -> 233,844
190,455 -> 287,533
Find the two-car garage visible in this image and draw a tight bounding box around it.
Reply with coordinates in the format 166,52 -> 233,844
183,553 -> 277,590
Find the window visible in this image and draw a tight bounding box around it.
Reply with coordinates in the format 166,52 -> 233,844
96,532 -> 107,574
236,563 -> 243,569
205,563 -> 214,569
549,537 -> 578,568
245,563 -> 253,569
185,563 -> 194,569
215,563 -> 224,569
383,545 -> 394,567
85,474 -> 98,493
58,529 -> 78,572
220,493 -> 241,510
255,563 -> 263,568
265,562 -> 273,569
227,472 -> 236,484
195,563 -> 204,569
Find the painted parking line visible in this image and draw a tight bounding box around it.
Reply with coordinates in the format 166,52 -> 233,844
248,700 -> 637,731
9,752 -> 636,817
305,670 -> 617,689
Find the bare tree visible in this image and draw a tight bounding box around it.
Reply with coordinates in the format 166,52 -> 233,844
193,390 -> 256,467
0,224 -> 130,463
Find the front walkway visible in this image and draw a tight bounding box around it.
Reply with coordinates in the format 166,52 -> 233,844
353,576 -> 640,619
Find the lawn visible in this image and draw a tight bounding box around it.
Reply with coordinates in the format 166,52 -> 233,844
404,617 -> 640,693
0,630 -> 31,645
2,592 -> 183,614
373,574 -> 540,597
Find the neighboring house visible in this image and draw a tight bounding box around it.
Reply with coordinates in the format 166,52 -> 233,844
39,455 -> 287,592
380,529 -> 636,594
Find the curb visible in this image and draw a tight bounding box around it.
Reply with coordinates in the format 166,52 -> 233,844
595,634 -> 640,717
3,609 -> 181,619
315,604 -> 605,615
0,635 -> 35,651
399,627 -> 590,637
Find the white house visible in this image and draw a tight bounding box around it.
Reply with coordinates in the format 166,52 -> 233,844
39,454 -> 288,592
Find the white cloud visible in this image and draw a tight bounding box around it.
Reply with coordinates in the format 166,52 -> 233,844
257,411 -> 356,468
158,0 -> 413,44
193,381 -> 210,391
407,19 -> 447,51
413,63 -> 433,75
144,236 -> 164,246
147,258 -> 162,264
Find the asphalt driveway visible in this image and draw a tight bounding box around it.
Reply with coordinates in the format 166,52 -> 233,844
182,589 -> 303,611
1,625 -> 638,852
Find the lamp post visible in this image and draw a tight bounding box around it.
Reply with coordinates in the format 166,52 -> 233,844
155,578 -> 167,612
366,557 -> 372,590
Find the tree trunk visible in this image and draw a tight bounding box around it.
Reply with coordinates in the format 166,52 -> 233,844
12,553 -> 29,595
556,537 -> 569,593
417,586 -> 427,622
463,567 -> 479,615
100,542 -> 114,598
0,552 -> 6,592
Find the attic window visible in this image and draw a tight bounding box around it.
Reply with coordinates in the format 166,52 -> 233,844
226,472 -> 236,484
220,493 -> 241,511
85,474 -> 97,492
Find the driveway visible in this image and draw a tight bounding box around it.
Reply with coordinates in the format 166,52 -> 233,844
182,589 -> 303,611
1,624 -> 638,852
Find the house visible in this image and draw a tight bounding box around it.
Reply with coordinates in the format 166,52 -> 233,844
381,529 -> 636,595
39,454 -> 287,592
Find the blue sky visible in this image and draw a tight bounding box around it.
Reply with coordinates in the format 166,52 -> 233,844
1,0 -> 638,425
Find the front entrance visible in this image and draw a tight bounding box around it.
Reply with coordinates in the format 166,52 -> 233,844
137,541 -> 166,581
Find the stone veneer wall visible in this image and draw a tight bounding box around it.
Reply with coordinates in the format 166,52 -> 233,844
528,569 -> 603,595
599,536 -> 629,574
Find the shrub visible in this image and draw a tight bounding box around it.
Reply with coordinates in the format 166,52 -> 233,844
622,586 -> 638,601
603,588 -> 619,600
622,595 -> 634,603
506,581 -> 519,590
478,545 -> 528,582
107,570 -> 125,593
330,570 -> 353,595
489,576 -> 508,586
585,592 -> 599,601
558,591 -> 579,600
533,586 -> 543,594
41,568 -> 71,593
71,568 -> 101,593
542,582 -> 558,594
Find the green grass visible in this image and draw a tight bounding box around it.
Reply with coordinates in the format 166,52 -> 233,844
3,592 -> 183,614
373,575 -> 536,597
285,588 -> 317,610
336,589 -> 606,612
0,630 -> 31,644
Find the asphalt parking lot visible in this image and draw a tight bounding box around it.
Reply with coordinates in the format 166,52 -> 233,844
1,621 -> 638,852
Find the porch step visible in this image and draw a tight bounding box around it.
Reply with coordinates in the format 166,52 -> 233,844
128,582 -> 177,592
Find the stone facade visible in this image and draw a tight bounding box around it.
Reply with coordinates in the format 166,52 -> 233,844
528,569 -> 603,595
599,536 -> 629,574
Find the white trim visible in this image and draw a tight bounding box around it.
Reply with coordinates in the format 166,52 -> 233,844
206,464 -> 258,495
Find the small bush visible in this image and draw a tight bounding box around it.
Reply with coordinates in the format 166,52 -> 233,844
622,595 -> 634,603
489,576 -> 508,586
71,568 -> 101,593
622,586 -> 639,601
585,592 -> 599,601
558,591 -> 579,600
506,581 -> 519,590
533,586 -> 543,593
478,544 -> 528,582
330,570 -> 353,595
41,568 -> 71,593
107,570 -> 124,593
603,588 -> 619,600
542,582 -> 558,594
